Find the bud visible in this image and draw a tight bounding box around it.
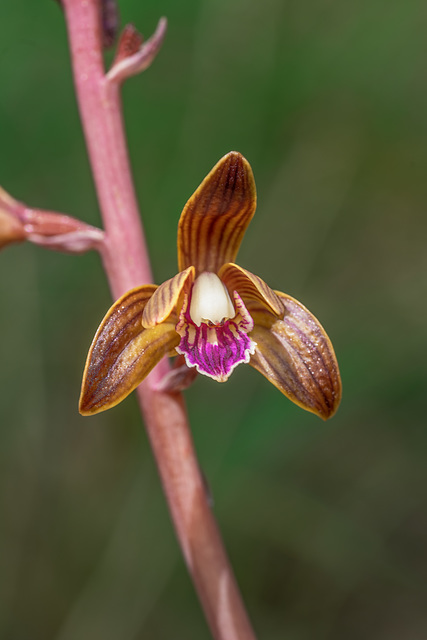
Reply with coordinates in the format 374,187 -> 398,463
113,24 -> 143,65
0,209 -> 26,249
0,185 -> 104,254
107,17 -> 167,84
0,187 -> 26,248
22,209 -> 104,254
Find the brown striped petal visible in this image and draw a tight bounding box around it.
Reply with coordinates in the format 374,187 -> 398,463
177,152 -> 257,274
142,266 -> 195,328
79,285 -> 179,415
249,293 -> 341,420
219,262 -> 284,317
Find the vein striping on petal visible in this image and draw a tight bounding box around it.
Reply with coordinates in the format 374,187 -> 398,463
177,152 -> 257,274
249,293 -> 341,419
79,284 -> 173,415
176,291 -> 256,382
142,266 -> 194,328
219,263 -> 284,317
80,322 -> 179,415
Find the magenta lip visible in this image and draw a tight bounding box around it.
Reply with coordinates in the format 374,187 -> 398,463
176,318 -> 256,382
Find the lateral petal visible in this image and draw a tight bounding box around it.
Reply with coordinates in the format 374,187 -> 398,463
219,262 -> 284,317
249,293 -> 341,420
142,266 -> 195,328
177,152 -> 257,274
79,285 -> 179,415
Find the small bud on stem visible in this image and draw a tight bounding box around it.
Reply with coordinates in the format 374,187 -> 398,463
0,185 -> 104,254
107,17 -> 167,85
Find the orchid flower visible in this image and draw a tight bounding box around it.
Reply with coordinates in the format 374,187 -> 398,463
80,152 -> 341,419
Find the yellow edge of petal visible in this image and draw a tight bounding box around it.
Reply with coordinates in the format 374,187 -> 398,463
142,266 -> 195,328
79,284 -> 157,415
80,322 -> 179,415
219,263 -> 284,317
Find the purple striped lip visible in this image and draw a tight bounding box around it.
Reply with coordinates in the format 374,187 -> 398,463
176,291 -> 256,382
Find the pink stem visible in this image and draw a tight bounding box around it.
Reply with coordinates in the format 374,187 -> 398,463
61,2 -> 257,638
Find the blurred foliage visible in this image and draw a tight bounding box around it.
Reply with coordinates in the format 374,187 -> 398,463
1,0 -> 427,639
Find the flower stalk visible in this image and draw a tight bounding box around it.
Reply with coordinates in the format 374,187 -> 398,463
61,1 -> 257,639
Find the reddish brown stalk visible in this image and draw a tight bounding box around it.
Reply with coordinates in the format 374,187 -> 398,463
61,1 -> 257,638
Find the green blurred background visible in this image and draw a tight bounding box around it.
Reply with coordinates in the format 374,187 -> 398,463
1,1 -> 427,638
